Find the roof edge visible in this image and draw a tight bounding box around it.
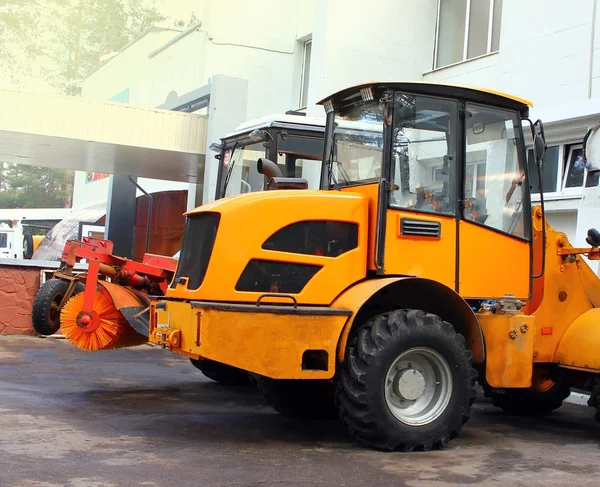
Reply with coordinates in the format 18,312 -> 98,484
316,81 -> 533,108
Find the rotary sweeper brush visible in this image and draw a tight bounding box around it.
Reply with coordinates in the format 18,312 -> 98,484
32,237 -> 178,351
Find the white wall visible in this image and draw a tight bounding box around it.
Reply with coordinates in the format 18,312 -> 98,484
424,0 -> 595,111
306,0 -> 438,116
85,0 -> 308,118
546,211 -> 578,244
81,29 -> 180,104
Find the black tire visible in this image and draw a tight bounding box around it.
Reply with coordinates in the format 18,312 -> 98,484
23,234 -> 34,259
190,358 -> 251,386
484,381 -> 570,416
336,309 -> 476,451
32,278 -> 84,336
255,376 -> 337,420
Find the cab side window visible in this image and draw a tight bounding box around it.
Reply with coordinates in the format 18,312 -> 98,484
463,104 -> 527,238
390,94 -> 458,215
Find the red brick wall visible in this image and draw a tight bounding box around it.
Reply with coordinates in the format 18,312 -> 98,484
0,265 -> 41,335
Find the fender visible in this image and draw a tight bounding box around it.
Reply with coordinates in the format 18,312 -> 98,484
332,276 -> 484,364
554,308 -> 600,372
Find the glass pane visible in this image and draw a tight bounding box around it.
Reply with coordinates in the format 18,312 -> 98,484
464,104 -> 527,238
276,152 -> 322,189
263,221 -> 358,256
300,40 -> 312,107
527,145 -> 559,193
390,94 -> 458,215
332,101 -> 384,186
222,142 -> 266,197
491,0 -> 503,51
565,147 -> 586,188
436,0 -> 467,68
467,0 -> 491,58
0,233 -> 7,248
295,159 -> 321,189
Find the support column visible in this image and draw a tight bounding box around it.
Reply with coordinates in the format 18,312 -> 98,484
105,174 -> 137,258
203,75 -> 248,204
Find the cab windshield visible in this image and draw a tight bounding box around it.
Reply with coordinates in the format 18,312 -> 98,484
329,100 -> 384,186
221,142 -> 266,197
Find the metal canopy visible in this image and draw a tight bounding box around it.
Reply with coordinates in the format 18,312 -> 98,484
0,88 -> 208,183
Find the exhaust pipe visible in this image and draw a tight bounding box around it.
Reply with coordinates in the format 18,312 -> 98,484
257,158 -> 283,179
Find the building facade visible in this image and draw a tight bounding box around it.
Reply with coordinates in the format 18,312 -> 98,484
78,0 -> 600,269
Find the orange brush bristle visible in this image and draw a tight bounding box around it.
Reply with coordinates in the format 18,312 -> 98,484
60,290 -> 131,351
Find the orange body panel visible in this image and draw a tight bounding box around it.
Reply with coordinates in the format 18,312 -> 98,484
170,190 -> 369,305
554,308 -> 600,371
384,211 -> 456,288
332,277 -> 407,362
477,312 -> 535,388
458,220 -> 530,299
529,213 -> 595,363
150,300 -> 348,379
340,183 -> 379,271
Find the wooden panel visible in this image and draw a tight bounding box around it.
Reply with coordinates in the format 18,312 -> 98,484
133,190 -> 187,262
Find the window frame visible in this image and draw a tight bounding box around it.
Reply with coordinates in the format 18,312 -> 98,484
388,93 -> 460,217
528,142 -> 593,199
433,0 -> 501,70
298,38 -> 312,109
460,102 -> 532,242
561,144 -> 587,195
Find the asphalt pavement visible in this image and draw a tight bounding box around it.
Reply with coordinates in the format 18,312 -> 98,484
1,335 -> 599,487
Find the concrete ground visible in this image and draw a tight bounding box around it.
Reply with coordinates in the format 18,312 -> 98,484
1,336 -> 599,487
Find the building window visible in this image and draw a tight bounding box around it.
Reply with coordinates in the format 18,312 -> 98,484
434,0 -> 502,69
528,143 -> 600,197
299,39 -> 312,108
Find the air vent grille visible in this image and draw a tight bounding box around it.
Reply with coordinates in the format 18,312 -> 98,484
400,218 -> 441,237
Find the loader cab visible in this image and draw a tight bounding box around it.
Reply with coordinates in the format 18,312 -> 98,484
319,82 -> 538,300
213,114 -> 325,199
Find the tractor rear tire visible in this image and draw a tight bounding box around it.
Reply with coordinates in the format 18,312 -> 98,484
255,376 -> 337,420
336,309 -> 476,451
484,381 -> 570,416
189,358 -> 251,386
32,278 -> 84,336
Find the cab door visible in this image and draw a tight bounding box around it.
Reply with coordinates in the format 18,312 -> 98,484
383,94 -> 459,290
457,103 -> 531,300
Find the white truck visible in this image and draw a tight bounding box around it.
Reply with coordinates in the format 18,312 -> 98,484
0,220 -> 41,259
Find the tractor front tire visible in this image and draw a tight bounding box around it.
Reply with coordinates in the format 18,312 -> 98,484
190,358 -> 251,386
484,381 -> 570,416
336,309 -> 476,451
255,376 -> 337,420
32,278 -> 84,336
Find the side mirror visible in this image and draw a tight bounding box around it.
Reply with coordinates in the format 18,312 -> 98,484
209,142 -> 223,160
532,119 -> 546,164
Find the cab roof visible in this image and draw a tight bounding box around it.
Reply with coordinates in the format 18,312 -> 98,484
317,81 -> 533,113
221,113 -> 325,141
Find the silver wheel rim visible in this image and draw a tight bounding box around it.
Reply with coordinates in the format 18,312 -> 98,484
384,346 -> 453,426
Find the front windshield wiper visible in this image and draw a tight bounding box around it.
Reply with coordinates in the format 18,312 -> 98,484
222,141 -> 239,196
327,134 -> 341,191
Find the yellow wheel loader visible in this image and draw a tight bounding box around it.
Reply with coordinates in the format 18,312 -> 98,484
149,81 -> 600,451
